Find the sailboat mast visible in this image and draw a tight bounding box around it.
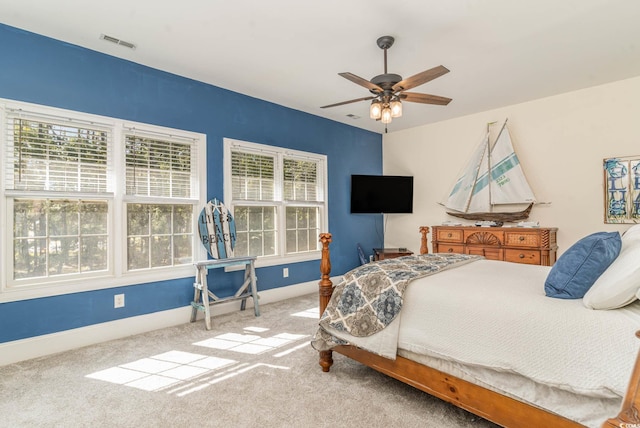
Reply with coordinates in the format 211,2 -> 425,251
487,121 -> 494,213
487,119 -> 509,212
462,131 -> 489,213
492,118 -> 509,147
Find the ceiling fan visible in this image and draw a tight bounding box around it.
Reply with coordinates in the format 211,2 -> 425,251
321,35 -> 452,127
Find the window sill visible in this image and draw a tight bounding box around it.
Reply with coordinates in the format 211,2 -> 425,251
0,265 -> 195,303
224,251 -> 321,272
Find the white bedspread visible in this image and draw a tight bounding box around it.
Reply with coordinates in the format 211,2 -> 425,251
324,259 -> 640,399
398,259 -> 640,399
319,258 -> 640,426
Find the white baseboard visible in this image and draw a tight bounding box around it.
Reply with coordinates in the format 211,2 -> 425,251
0,279 -> 328,367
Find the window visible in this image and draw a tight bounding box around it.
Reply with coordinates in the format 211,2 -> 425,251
126,203 -> 194,269
124,132 -> 198,270
13,199 -> 109,280
1,99 -> 206,300
224,138 -> 327,266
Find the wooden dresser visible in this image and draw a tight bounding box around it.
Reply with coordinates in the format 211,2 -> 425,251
431,225 -> 558,266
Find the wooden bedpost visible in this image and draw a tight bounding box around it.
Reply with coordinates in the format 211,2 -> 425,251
419,226 -> 430,255
318,233 -> 334,372
603,331 -> 640,427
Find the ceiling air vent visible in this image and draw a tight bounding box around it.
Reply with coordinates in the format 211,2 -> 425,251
100,34 -> 136,49
346,114 -> 361,119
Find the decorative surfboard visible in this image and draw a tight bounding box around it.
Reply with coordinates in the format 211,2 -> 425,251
198,198 -> 237,259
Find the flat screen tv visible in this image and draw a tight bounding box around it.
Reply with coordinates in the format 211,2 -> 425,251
350,175 -> 414,214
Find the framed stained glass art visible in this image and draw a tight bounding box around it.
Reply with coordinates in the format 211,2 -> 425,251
604,156 -> 640,223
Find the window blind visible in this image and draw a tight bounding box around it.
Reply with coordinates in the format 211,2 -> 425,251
4,111 -> 110,193
283,158 -> 318,202
125,134 -> 194,198
231,151 -> 275,201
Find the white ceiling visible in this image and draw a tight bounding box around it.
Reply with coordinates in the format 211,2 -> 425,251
1,0 -> 640,134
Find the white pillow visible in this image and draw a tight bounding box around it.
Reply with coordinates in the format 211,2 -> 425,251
583,238 -> 640,309
622,224 -> 640,250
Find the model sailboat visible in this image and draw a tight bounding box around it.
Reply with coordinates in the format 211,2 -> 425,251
444,119 -> 535,222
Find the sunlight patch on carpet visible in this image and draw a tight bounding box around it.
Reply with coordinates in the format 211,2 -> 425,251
86,352 -> 237,392
127,374 -> 182,391
244,326 -> 269,333
120,358 -> 180,373
273,342 -> 310,357
291,307 -> 319,318
86,366 -> 150,384
194,331 -> 308,355
86,323 -> 310,395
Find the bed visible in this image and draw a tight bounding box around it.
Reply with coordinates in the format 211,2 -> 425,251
313,227 -> 640,428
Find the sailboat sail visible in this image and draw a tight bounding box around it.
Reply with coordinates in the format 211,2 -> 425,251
467,137 -> 491,213
444,120 -> 536,222
445,132 -> 489,212
488,125 -> 536,205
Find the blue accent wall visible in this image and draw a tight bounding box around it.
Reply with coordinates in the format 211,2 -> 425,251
0,24 -> 383,343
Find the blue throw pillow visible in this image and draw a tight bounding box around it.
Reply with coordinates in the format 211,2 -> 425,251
545,231 -> 621,299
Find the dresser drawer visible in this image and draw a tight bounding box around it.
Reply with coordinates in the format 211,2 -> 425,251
505,249 -> 541,265
437,244 -> 464,254
466,246 -> 503,261
505,231 -> 540,247
436,228 -> 463,243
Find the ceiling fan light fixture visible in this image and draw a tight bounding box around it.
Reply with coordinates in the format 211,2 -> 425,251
390,98 -> 402,118
381,107 -> 393,124
370,100 -> 382,119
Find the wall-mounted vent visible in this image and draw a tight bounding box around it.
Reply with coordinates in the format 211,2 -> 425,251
100,34 -> 136,49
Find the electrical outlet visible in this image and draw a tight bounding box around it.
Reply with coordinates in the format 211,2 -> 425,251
114,293 -> 125,308
283,267 -> 289,278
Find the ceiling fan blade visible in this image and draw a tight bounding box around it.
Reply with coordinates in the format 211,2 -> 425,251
339,72 -> 383,93
320,96 -> 375,109
392,65 -> 450,92
400,92 -> 452,106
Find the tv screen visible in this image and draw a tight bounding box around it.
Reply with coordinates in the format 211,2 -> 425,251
350,175 -> 414,214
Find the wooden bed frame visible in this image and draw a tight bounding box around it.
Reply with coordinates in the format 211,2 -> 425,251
317,228 -> 640,428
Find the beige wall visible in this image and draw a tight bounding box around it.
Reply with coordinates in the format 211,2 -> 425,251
383,76 -> 640,255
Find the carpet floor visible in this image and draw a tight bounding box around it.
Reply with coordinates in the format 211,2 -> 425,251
0,292 -> 498,427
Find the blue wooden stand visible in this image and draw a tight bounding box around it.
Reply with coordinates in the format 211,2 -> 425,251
190,256 -> 260,330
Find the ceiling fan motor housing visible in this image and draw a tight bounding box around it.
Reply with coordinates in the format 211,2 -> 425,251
370,73 -> 403,94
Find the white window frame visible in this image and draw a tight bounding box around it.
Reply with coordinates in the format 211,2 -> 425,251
0,99 -> 207,303
223,138 -> 328,268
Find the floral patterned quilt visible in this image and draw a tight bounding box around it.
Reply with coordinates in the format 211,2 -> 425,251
312,253 -> 481,354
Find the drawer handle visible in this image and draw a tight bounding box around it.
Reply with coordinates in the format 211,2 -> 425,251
448,248 -> 453,252
519,253 -> 525,258
447,233 -> 452,238
519,236 -> 525,241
